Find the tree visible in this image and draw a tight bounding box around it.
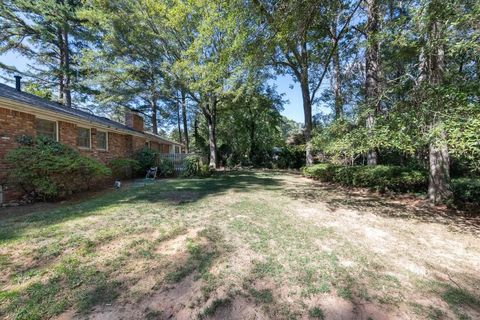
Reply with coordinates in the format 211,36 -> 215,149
172,0 -> 256,168
0,0 -> 87,107
365,0 -> 381,165
251,0 -> 362,166
216,83 -> 284,166
80,0 -> 178,134
421,0 -> 452,203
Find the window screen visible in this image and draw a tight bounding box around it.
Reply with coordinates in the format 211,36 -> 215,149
36,118 -> 57,140
77,127 -> 91,148
97,131 -> 107,150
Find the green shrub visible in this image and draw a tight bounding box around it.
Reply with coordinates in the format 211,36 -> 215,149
451,178 -> 480,205
302,163 -> 338,182
334,165 -> 427,192
199,164 -> 213,177
276,145 -> 306,169
109,158 -> 141,179
134,147 -> 157,174
158,158 -> 174,177
6,136 -> 111,201
303,164 -> 427,193
182,155 -> 202,177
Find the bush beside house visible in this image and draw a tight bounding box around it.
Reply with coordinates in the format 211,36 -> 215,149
109,158 -> 141,179
6,137 -> 111,201
134,147 -> 157,173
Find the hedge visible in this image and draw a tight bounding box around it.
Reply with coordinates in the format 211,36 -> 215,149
451,178 -> 480,205
109,158 -> 141,179
303,164 -> 427,193
6,136 -> 111,201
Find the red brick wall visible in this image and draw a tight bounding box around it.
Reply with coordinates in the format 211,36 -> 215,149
0,107 -> 153,204
125,112 -> 144,131
131,136 -> 146,153
0,107 -> 36,202
161,144 -> 170,153
150,141 -> 161,152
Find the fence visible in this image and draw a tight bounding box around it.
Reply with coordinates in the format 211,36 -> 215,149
156,153 -> 193,172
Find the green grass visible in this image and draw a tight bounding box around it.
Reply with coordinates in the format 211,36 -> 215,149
0,171 -> 478,319
308,307 -> 325,319
249,287 -> 274,304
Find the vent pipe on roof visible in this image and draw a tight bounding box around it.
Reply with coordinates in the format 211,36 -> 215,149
14,75 -> 22,91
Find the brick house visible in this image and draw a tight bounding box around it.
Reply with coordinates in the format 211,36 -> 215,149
0,80 -> 184,204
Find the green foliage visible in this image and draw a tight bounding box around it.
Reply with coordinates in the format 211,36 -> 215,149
134,147 -> 157,174
302,164 -> 338,182
157,158 -> 174,177
5,136 -> 111,201
182,155 -> 202,177
275,145 -> 306,169
451,178 -> 480,205
303,164 -> 427,193
0,0 -> 86,106
308,307 -> 325,319
108,158 -> 141,179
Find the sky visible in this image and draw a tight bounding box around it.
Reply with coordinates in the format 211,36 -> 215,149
0,51 -> 320,124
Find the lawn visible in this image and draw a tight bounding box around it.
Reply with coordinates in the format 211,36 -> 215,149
0,171 -> 479,320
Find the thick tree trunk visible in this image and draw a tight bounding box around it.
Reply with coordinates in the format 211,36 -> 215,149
301,76 -> 314,166
427,12 -> 451,204
181,90 -> 189,152
365,0 -> 380,165
203,98 -> 218,169
428,126 -> 451,204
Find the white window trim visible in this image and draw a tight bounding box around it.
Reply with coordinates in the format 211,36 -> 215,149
35,117 -> 59,141
77,126 -> 91,149
96,130 -> 108,151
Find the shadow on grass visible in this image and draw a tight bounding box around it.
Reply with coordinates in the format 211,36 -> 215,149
283,182 -> 480,236
0,171 -> 281,243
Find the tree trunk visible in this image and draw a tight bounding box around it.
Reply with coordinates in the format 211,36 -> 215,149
300,74 -> 314,166
427,9 -> 451,204
203,97 -> 218,169
176,96 -> 182,143
249,118 -> 256,161
181,90 -> 189,152
151,100 -> 158,135
428,126 -> 451,204
365,0 -> 380,165
58,27 -> 65,103
62,25 -> 72,107
194,111 -> 199,143
331,17 -> 343,120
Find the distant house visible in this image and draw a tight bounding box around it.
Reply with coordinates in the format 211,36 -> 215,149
0,78 -> 184,204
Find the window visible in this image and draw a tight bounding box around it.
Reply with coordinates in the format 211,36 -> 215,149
36,118 -> 57,140
175,146 -> 180,154
77,127 -> 91,148
96,131 -> 108,150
